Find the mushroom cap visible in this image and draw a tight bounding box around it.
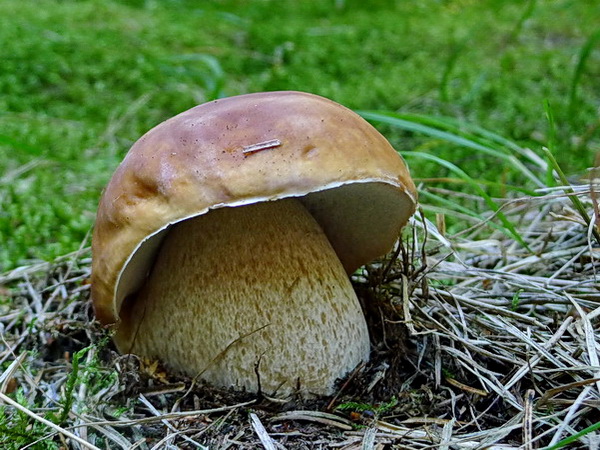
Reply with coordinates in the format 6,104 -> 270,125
91,91 -> 417,325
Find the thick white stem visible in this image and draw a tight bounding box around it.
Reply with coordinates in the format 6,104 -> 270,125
115,198 -> 370,396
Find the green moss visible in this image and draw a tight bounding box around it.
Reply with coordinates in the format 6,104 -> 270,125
1,0 -> 599,270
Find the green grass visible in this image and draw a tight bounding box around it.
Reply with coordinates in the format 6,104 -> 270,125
0,342 -> 118,450
1,0 -> 599,270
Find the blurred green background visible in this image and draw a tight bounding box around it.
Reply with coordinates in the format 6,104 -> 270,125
1,0 -> 599,271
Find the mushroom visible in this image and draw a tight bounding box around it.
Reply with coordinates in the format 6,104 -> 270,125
91,91 -> 417,397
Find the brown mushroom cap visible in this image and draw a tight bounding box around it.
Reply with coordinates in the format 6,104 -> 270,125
91,91 -> 417,325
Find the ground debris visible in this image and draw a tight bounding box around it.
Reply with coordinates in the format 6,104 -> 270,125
0,188 -> 598,449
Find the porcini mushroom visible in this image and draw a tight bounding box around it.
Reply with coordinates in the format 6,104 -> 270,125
91,91 -> 417,396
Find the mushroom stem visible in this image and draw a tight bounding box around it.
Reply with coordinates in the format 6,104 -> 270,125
115,198 -> 370,396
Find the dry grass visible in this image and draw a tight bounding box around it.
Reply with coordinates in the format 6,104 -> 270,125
0,184 -> 598,449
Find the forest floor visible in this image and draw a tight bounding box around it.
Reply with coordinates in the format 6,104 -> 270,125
1,182 -> 598,449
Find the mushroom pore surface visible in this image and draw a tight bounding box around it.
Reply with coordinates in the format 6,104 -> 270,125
115,197 -> 370,396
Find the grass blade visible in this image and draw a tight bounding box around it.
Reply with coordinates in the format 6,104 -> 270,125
401,113 -> 546,168
541,146 -> 600,246
440,41 -> 466,103
544,101 -> 600,246
543,420 -> 600,450
418,190 -> 489,221
358,111 -> 545,187
415,177 -> 536,196
568,29 -> 600,117
402,152 -> 531,250
509,0 -> 537,42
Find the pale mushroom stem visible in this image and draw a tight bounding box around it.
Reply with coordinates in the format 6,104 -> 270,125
115,198 -> 370,396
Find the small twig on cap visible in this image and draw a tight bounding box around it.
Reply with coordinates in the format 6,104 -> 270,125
242,139 -> 281,154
